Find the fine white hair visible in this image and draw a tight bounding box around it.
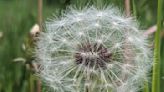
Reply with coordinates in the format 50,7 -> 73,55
35,5 -> 152,92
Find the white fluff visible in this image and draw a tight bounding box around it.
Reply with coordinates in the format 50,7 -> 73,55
35,6 -> 152,92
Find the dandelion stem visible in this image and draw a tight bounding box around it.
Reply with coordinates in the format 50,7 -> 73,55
152,0 -> 163,91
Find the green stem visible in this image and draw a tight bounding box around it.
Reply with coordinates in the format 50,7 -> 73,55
144,81 -> 149,92
132,0 -> 137,17
96,0 -> 103,8
152,0 -> 163,91
29,74 -> 34,92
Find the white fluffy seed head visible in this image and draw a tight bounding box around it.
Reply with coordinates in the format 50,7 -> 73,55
35,6 -> 152,92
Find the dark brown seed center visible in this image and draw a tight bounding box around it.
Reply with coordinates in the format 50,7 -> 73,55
74,43 -> 112,69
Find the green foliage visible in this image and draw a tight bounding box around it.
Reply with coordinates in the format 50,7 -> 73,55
0,0 -> 163,92
0,0 -> 37,92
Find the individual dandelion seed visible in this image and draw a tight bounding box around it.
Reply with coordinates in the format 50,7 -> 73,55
35,6 -> 152,92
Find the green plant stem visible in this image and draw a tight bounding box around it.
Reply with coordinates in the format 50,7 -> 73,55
29,74 -> 34,92
38,0 -> 43,31
132,0 -> 137,17
152,0 -> 163,91
144,81 -> 149,92
96,0 -> 103,8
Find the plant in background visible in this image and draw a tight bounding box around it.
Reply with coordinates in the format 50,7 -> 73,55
35,6 -> 152,92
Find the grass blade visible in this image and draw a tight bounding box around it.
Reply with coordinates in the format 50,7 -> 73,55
152,0 -> 163,92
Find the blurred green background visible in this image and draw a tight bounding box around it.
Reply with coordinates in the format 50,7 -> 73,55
0,0 -> 163,92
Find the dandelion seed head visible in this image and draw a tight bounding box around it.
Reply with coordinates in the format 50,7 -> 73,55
36,5 -> 152,92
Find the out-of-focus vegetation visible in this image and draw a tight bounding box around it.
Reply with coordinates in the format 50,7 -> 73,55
0,0 -> 163,92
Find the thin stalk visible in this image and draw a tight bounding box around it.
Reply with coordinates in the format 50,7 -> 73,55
152,0 -> 163,91
144,81 -> 149,92
38,0 -> 43,31
132,0 -> 137,17
37,0 -> 43,92
37,80 -> 41,92
29,74 -> 34,92
124,0 -> 131,17
96,0 -> 103,8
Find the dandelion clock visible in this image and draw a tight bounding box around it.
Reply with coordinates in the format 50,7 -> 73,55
35,6 -> 152,92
